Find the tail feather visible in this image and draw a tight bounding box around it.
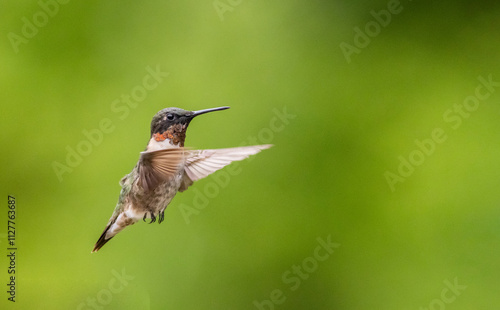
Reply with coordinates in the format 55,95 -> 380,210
92,224 -> 114,253
92,212 -> 136,253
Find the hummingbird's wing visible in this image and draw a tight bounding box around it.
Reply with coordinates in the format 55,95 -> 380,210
138,148 -> 185,192
179,144 -> 272,192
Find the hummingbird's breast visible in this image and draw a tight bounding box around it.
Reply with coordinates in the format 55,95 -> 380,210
126,126 -> 187,219
128,163 -> 185,219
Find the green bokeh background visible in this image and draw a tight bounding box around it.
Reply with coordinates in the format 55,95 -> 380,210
2,1 -> 500,309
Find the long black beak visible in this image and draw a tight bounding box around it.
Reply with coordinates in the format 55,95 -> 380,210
192,106 -> 230,117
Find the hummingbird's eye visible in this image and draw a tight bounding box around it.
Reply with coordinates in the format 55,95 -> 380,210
166,113 -> 174,120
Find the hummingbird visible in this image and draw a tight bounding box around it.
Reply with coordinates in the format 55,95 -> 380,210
92,106 -> 272,252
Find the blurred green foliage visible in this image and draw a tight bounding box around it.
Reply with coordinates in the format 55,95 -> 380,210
2,0 -> 500,309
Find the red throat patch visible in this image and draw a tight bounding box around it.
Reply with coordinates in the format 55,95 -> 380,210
153,132 -> 171,142
152,124 -> 186,146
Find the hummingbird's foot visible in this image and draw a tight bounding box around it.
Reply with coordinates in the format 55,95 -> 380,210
158,211 -> 165,224
149,212 -> 156,224
142,212 -> 157,223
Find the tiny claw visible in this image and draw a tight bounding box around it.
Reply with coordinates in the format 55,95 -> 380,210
158,211 -> 165,224
143,213 -> 147,222
149,212 -> 156,224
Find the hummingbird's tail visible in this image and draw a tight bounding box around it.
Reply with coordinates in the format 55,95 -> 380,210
92,223 -> 115,253
92,212 -> 136,253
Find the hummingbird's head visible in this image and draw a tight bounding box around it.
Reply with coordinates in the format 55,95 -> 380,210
150,106 -> 229,146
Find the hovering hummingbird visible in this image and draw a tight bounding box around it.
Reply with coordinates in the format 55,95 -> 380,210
92,106 -> 271,252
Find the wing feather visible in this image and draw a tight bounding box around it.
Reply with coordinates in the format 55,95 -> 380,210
138,148 -> 185,192
178,144 -> 272,192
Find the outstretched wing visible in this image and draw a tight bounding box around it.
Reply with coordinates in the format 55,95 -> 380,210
138,148 -> 186,192
179,144 -> 272,192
